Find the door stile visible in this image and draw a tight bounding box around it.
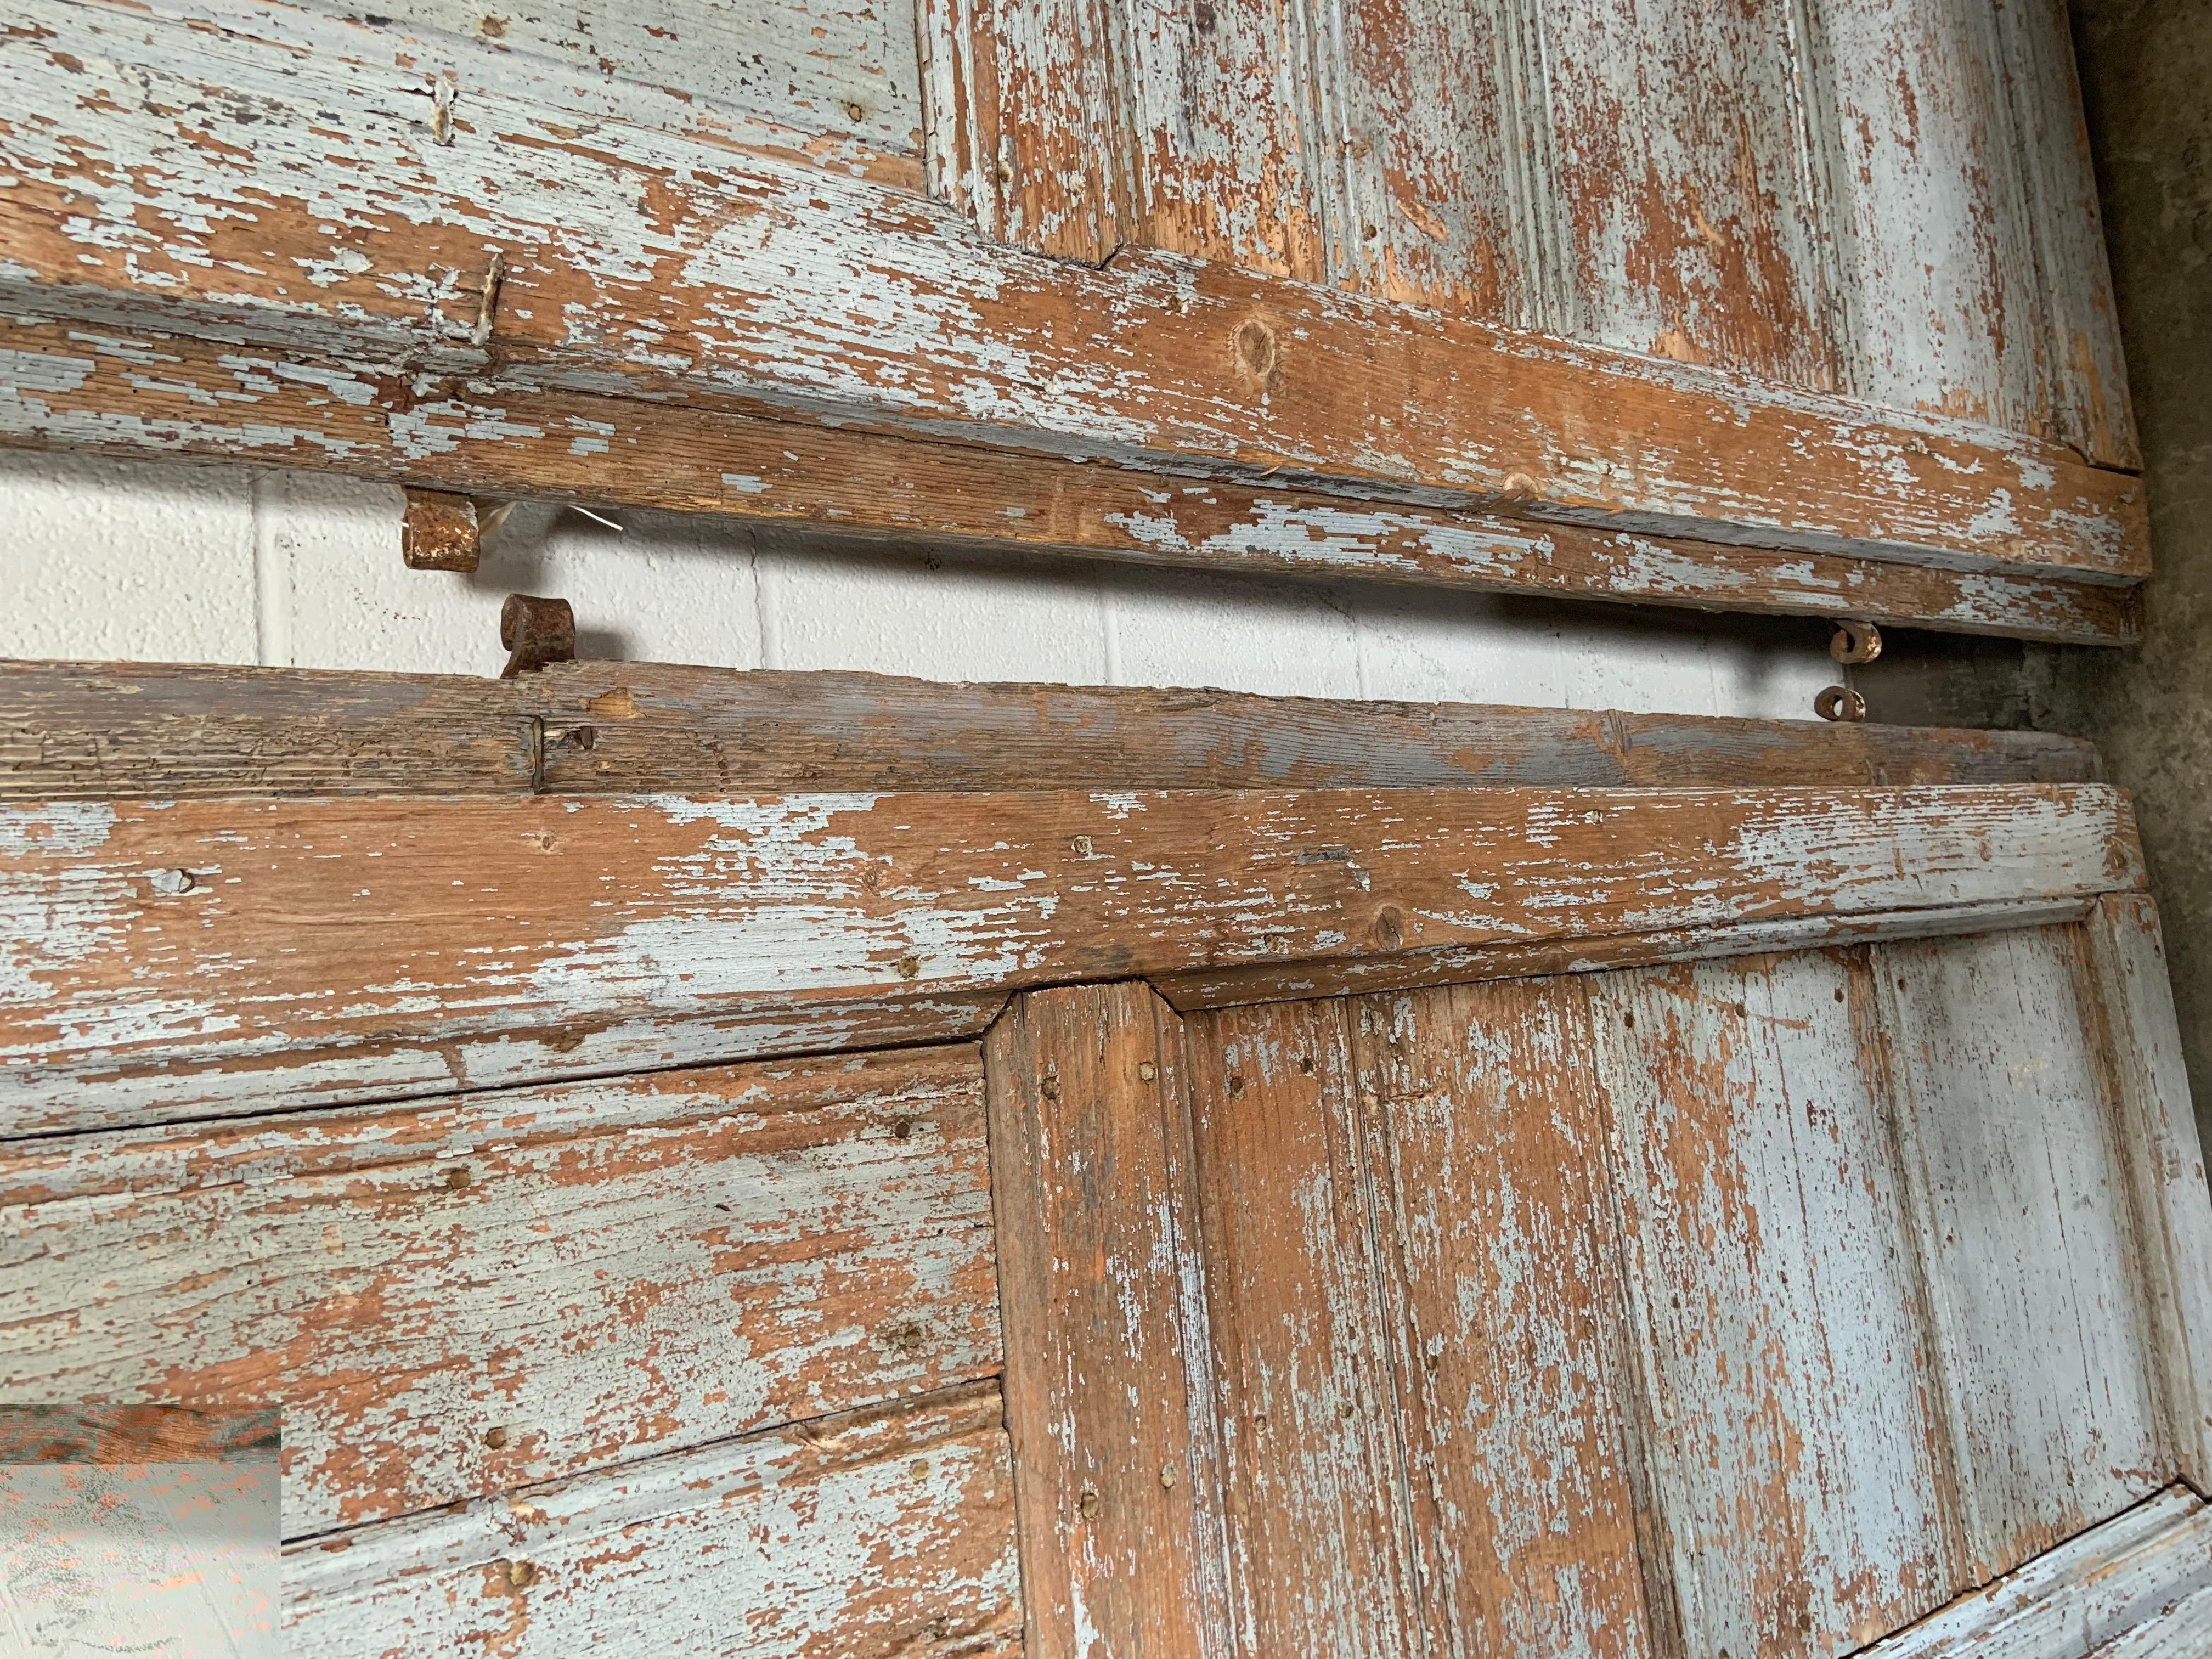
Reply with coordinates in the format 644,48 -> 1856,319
982,981 -> 1234,1659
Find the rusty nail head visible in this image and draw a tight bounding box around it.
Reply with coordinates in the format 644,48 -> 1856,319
1160,1465 -> 1177,1489
1079,1489 -> 1101,1517
482,1427 -> 508,1449
505,1560 -> 536,1589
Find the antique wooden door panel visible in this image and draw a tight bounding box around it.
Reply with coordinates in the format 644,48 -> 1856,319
984,906 -> 2212,1659
4,764 -> 2208,1656
1589,951 -> 1961,1657
1875,924 -> 2171,1573
0,1041 -> 1022,1653
0,1045 -> 998,1536
986,984 -> 1228,1659
0,0 -> 2153,642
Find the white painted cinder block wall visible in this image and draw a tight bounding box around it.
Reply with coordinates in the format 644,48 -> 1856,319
0,449 -> 1839,719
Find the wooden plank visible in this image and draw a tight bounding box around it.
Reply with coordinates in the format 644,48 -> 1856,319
1875,926 -> 2170,1578
0,1046 -> 1000,1536
2090,1588 -> 2212,1658
1154,896 -> 2097,1011
0,319 -> 2146,646
1988,0 -> 2138,470
521,666 -> 2108,792
2080,895 -> 2212,1489
1330,0 -> 1534,320
984,983 -> 1229,1659
1590,950 -> 1966,1657
1803,0 -> 2136,470
919,0 -> 1135,266
0,657 -> 2108,805
1538,0 -> 1839,390
1347,978 -> 1655,1658
0,658 -> 538,799
283,1382 -> 1023,1657
284,0 -> 927,179
0,0 -> 2147,588
0,1406 -> 278,1466
1181,998 -> 1423,1655
0,785 -> 2144,1133
1864,1486 -> 2212,1659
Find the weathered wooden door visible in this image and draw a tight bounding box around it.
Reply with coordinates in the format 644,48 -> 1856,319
1,663 -> 2207,1655
989,910 -> 2212,1657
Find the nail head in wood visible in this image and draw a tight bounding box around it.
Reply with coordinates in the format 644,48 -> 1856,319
400,488 -> 481,573
499,594 -> 576,679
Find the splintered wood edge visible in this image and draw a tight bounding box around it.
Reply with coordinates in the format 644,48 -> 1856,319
0,0 -> 2151,616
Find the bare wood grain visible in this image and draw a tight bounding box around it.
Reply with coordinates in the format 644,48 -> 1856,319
1875,926 -> 2170,1578
0,785 -> 2144,1133
0,657 -> 2106,806
283,1382 -> 1023,1658
0,0 -> 2147,585
1181,998 -> 1423,1655
1348,979 -> 1656,1658
985,983 -> 1229,1659
1863,1486 -> 2212,1659
0,658 -> 539,799
0,1046 -> 999,1536
2081,895 -> 2212,1490
1590,951 -> 1965,1656
0,318 -> 2146,645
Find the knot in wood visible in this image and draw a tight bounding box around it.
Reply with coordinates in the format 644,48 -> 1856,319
1232,319 -> 1279,384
